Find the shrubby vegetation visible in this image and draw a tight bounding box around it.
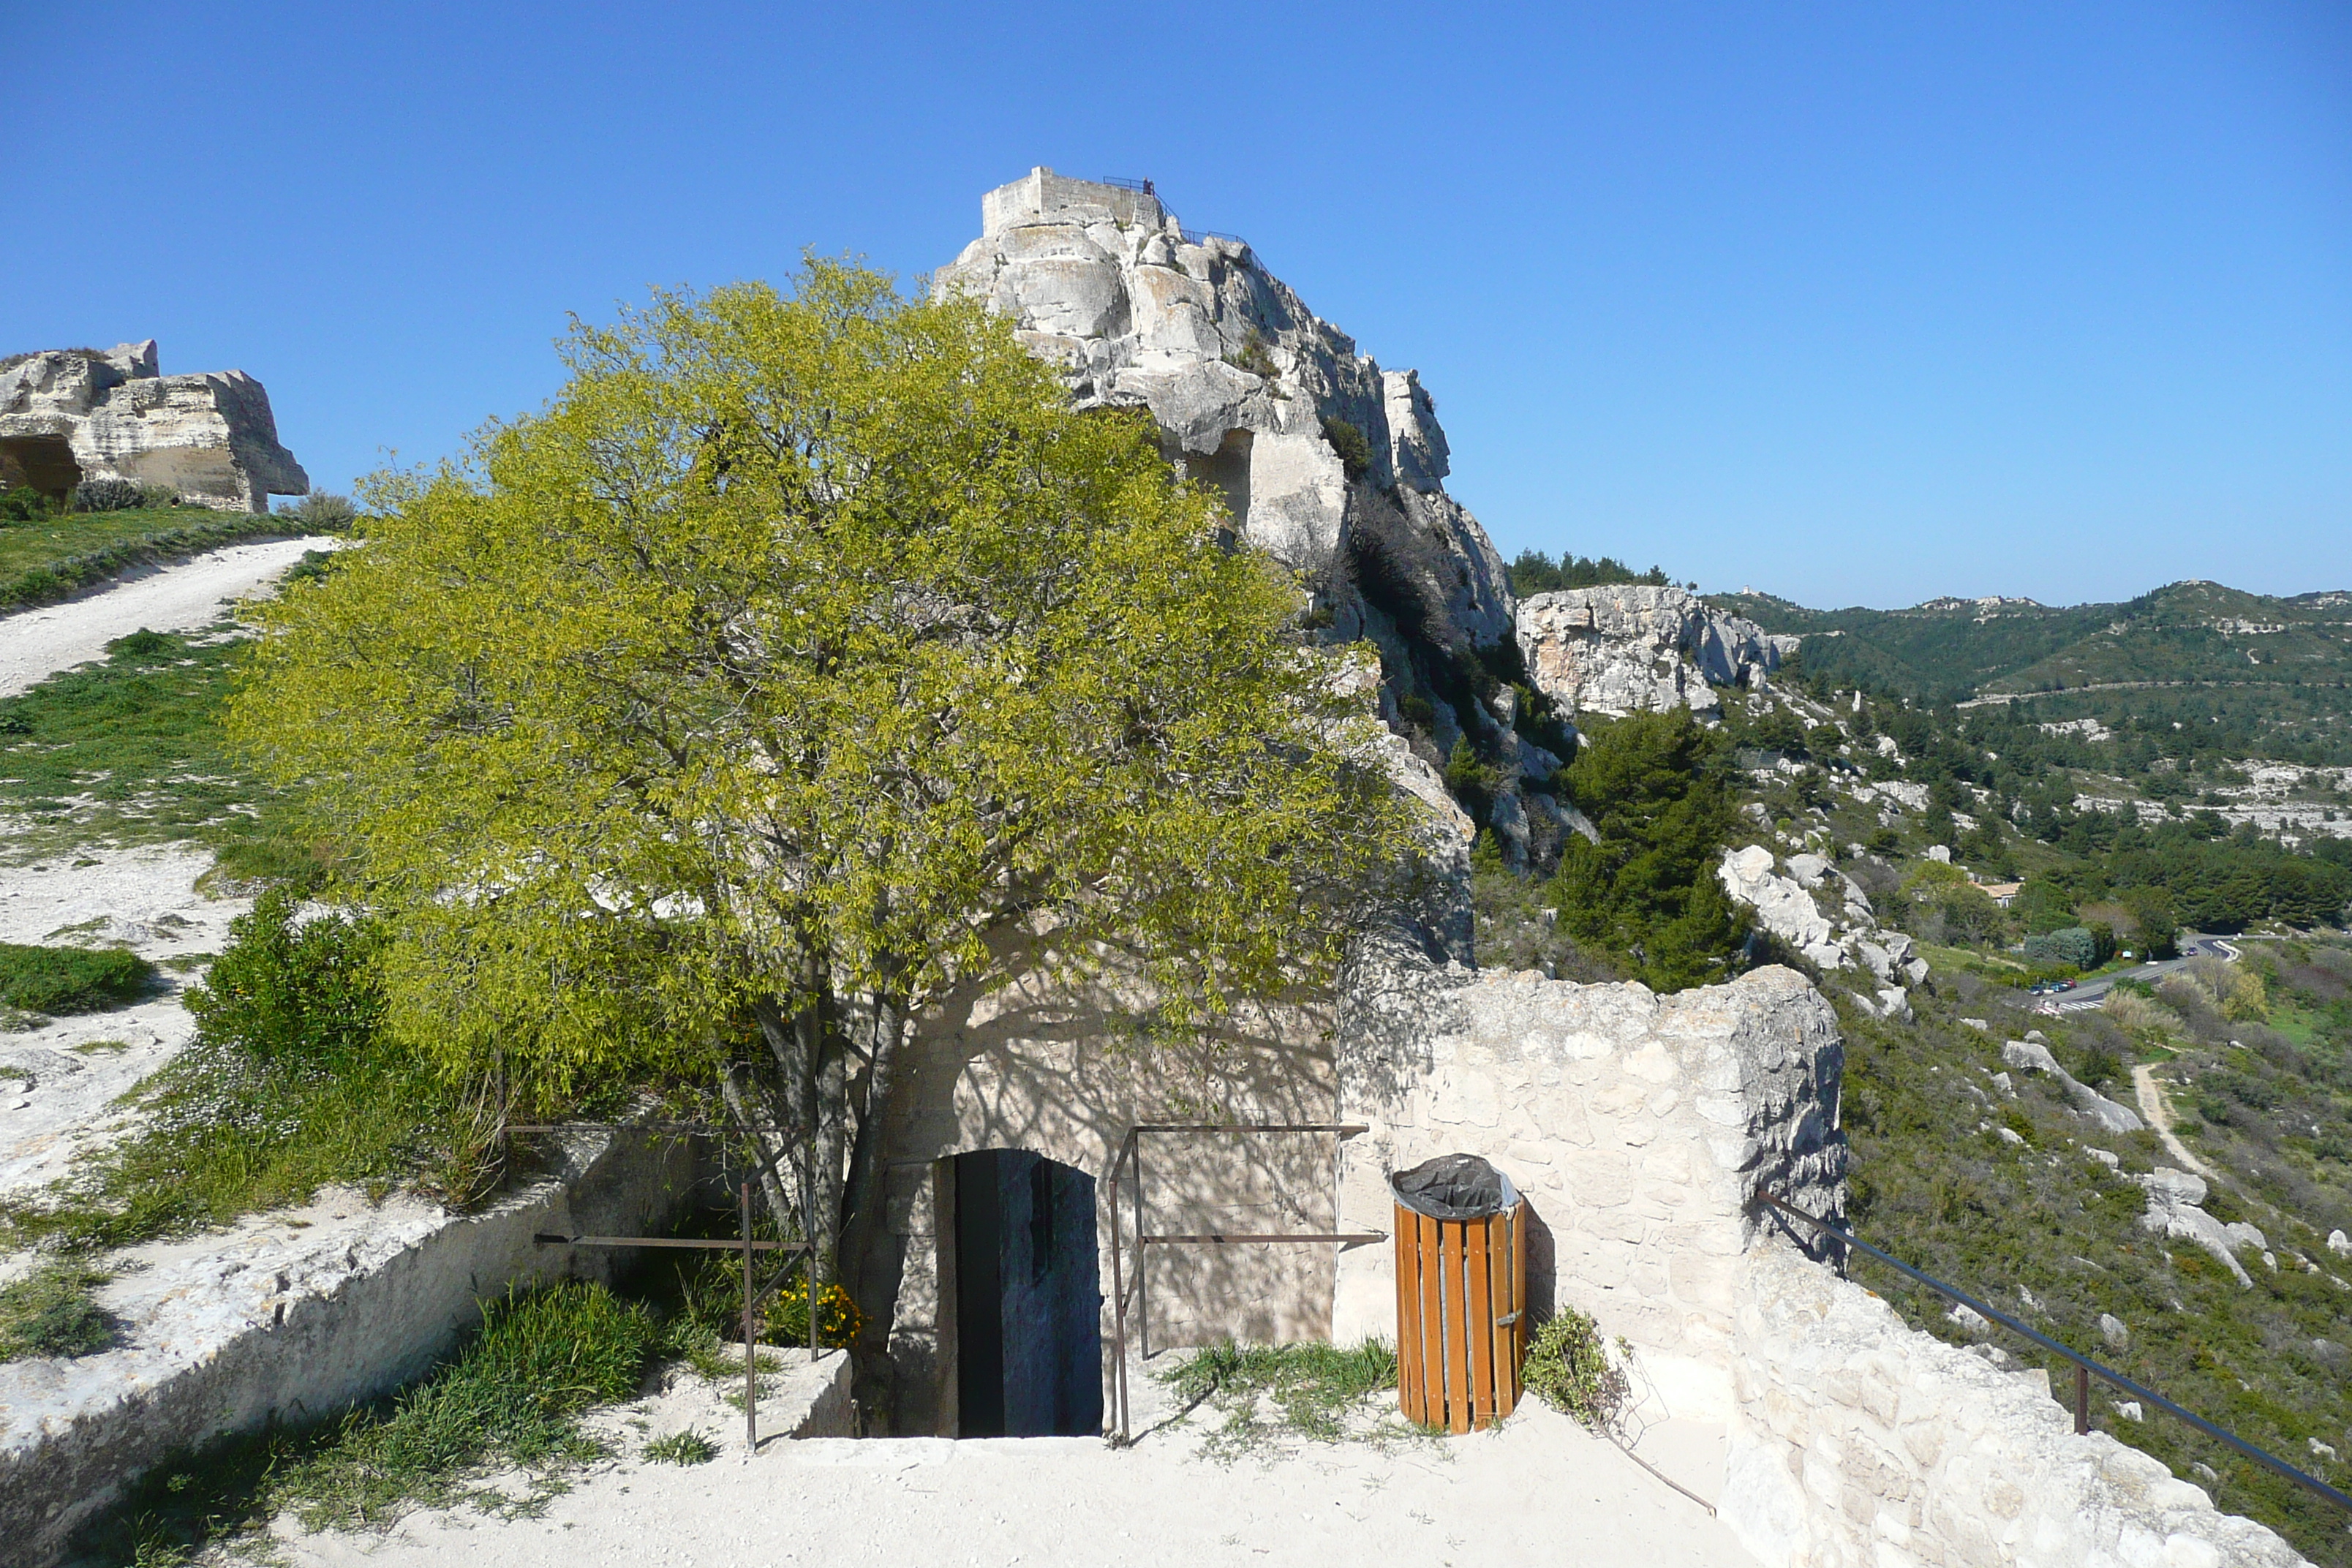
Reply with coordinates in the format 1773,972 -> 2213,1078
0,892 -> 467,1251
78,1281 -> 663,1562
1505,549 -> 1674,595
0,942 -> 154,1015
1839,958 -> 2352,1564
1548,709 -> 1749,990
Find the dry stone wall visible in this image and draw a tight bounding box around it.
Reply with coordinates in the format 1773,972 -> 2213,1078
1331,953 -> 1846,1418
1725,1243 -> 2310,1568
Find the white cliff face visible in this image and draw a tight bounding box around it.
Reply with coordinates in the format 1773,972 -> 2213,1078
1516,584 -> 1797,717
1718,843 -> 1927,1019
0,341 -> 308,512
935,168 -> 1512,656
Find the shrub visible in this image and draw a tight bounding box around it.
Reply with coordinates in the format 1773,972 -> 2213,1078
1521,1306 -> 1629,1427
2022,926 -> 2100,970
138,482 -> 179,508
281,490 -> 360,530
0,893 -> 462,1248
1319,416 -> 1372,482
0,1261 -> 113,1361
0,942 -> 156,1014
1,485 -> 53,523
70,477 -> 144,513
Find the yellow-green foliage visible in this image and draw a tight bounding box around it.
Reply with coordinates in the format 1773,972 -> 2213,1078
227,260 -> 1414,1106
2103,987 -> 2187,1039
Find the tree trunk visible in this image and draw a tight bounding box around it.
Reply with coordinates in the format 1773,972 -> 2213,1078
837,988 -> 910,1430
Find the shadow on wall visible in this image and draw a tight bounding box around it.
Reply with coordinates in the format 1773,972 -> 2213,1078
881,965 -> 1343,1435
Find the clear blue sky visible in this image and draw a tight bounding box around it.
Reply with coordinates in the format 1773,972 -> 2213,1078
8,2 -> 2347,609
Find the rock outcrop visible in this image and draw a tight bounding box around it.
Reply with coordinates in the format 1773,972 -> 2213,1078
2132,1165 -> 2269,1288
1517,584 -> 1797,717
938,170 -> 1570,867
0,341 -> 307,512
936,170 -> 1509,652
1999,1036 -> 2146,1137
1717,843 -> 1926,1018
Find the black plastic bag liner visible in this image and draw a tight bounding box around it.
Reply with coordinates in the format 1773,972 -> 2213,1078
1389,1153 -> 1520,1221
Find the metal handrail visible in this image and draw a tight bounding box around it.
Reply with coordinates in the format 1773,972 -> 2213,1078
1105,1122 -> 1381,1444
1757,1191 -> 2352,1517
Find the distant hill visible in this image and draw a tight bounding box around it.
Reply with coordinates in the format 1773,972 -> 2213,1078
1719,581 -> 2352,764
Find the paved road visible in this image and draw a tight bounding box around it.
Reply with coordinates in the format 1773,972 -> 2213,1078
2036,935 -> 2239,1013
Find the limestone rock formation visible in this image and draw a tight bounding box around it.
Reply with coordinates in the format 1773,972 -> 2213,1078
1516,584 -> 1797,717
938,170 -> 1568,867
2000,1036 -> 2146,1137
936,170 -> 1509,649
2132,1165 -> 2266,1287
0,341 -> 307,513
1716,843 -> 1925,1017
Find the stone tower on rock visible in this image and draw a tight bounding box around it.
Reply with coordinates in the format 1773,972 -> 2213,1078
937,169 -> 1573,867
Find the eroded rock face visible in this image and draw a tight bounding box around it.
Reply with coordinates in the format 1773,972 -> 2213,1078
1717,843 -> 1927,1019
0,340 -> 307,512
1516,584 -> 1797,717
938,169 -> 1570,865
935,169 -> 1512,657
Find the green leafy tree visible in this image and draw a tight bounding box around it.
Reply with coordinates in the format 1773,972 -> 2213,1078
230,263 -> 1415,1396
1548,709 -> 1747,990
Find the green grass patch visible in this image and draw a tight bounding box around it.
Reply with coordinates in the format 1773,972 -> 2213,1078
0,942 -> 156,1014
1155,1339 -> 1411,1458
0,507 -> 302,612
0,893 -> 467,1251
641,1428 -> 717,1466
74,1281 -> 657,1563
0,623 -> 327,874
0,1260 -> 113,1361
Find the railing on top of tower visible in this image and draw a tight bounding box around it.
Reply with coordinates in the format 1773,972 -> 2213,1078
1096,176 -> 1248,248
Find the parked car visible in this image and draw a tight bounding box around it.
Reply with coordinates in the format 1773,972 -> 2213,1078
2053,979 -> 2077,992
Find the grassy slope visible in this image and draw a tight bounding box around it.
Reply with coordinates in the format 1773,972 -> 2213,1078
0,620 -> 321,874
0,506 -> 298,611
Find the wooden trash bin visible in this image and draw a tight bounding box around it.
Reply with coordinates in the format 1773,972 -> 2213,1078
1392,1158 -> 1526,1433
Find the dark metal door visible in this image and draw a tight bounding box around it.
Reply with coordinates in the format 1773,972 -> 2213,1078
951,1149 -> 1101,1436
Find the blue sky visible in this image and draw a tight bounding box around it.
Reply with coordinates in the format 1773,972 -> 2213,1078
7,2 -> 2347,609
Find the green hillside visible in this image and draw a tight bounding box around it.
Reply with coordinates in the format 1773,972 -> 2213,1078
1721,583 -> 2352,765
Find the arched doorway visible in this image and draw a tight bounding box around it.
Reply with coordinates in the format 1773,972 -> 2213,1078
941,1149 -> 1101,1436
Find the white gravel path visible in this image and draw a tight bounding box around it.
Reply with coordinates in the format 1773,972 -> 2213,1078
266,1360 -> 1749,1568
0,535 -> 335,698
0,845 -> 254,1237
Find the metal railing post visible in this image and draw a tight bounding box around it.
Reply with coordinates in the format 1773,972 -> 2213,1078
1756,1191 -> 2352,1518
742,1180 -> 757,1451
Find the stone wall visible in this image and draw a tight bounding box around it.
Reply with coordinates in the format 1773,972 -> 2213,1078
1332,951 -> 1847,1420
0,1126 -> 692,1567
1724,1243 -> 2310,1568
878,971 -> 1341,1435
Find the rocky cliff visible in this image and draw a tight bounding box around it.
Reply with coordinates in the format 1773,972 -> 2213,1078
938,169 -> 1570,866
0,341 -> 307,513
1517,584 -> 1797,717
